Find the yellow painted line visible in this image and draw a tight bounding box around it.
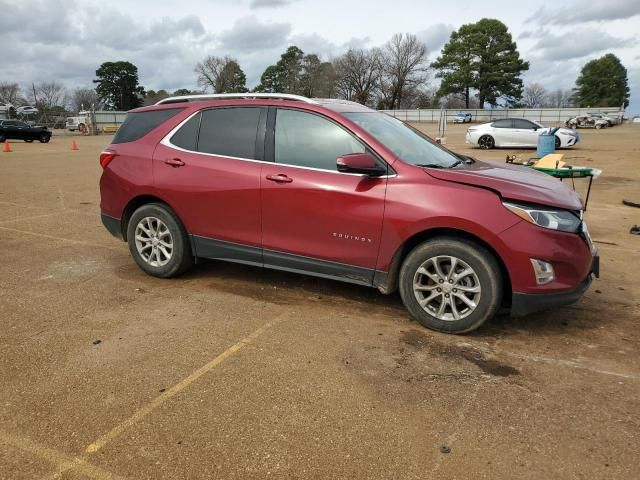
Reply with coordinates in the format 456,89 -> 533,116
86,316 -> 284,454
0,225 -> 121,251
0,428 -> 124,480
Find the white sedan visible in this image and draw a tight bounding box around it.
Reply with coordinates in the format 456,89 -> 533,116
17,105 -> 39,115
465,118 -> 579,149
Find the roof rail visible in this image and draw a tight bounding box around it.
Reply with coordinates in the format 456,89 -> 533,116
155,93 -> 318,105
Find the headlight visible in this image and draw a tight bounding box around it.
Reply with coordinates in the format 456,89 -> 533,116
503,201 -> 581,233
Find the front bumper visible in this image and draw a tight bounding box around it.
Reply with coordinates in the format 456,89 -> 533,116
511,274 -> 593,317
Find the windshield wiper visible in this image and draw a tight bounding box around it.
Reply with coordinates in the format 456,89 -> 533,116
415,163 -> 446,168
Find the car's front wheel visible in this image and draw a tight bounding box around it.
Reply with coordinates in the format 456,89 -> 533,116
399,238 -> 503,334
478,135 -> 495,149
127,203 -> 193,278
555,136 -> 561,149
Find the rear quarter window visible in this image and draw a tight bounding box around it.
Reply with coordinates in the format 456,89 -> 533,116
112,108 -> 182,144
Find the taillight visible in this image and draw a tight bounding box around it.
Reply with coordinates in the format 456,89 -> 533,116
99,152 -> 116,168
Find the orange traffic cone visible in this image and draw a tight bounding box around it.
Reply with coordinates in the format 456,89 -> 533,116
3,140 -> 10,153
71,139 -> 79,151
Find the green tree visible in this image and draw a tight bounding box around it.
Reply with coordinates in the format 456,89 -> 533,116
219,61 -> 248,93
255,46 -> 305,93
173,88 -> 192,96
94,61 -> 144,110
300,54 -> 336,97
431,19 -> 529,107
254,65 -> 283,93
572,54 -> 630,108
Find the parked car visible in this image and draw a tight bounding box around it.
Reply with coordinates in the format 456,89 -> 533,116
587,113 -> 620,127
466,118 -> 579,149
16,105 -> 39,115
99,94 -> 598,334
0,103 -> 15,116
566,115 -> 608,129
453,112 -> 472,123
0,120 -> 52,143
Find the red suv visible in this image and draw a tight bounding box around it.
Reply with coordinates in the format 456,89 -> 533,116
99,94 -> 598,333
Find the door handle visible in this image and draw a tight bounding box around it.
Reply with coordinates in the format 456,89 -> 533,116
266,174 -> 293,183
164,158 -> 185,167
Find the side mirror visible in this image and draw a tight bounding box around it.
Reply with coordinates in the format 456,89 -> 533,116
336,153 -> 386,176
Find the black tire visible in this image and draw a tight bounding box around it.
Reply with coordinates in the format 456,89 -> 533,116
126,203 -> 193,278
398,237 -> 503,334
24,139 -> 34,143
478,135 -> 495,149
555,136 -> 561,149
39,134 -> 50,143
0,134 -> 5,142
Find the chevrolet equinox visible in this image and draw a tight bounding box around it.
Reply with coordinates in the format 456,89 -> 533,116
99,94 -> 599,334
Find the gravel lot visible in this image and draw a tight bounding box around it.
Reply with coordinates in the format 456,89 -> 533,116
0,123 -> 638,479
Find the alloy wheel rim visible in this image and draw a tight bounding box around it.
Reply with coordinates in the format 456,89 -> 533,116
134,217 -> 173,267
412,255 -> 482,321
479,136 -> 492,149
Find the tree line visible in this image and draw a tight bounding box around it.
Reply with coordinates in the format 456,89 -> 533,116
0,18 -> 630,114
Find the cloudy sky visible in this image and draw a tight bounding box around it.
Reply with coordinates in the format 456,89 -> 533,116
2,0 -> 639,112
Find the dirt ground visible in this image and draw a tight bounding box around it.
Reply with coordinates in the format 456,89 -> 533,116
0,123 -> 638,479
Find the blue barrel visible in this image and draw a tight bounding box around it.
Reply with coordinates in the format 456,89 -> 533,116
537,133 -> 556,158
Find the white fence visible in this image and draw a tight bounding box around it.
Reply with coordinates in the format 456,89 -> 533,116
380,107 -> 624,124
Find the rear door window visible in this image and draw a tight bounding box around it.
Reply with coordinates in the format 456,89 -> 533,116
112,108 -> 182,144
491,119 -> 513,128
197,107 -> 263,160
512,119 -> 535,129
170,112 -> 201,151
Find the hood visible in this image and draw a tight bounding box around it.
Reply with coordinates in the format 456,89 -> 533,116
540,126 -> 577,136
425,160 -> 583,210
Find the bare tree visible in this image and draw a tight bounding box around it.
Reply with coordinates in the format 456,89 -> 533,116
0,82 -> 23,106
522,83 -> 547,108
34,81 -> 67,109
333,48 -> 381,105
379,33 -> 429,109
544,88 -> 573,108
194,56 -> 247,93
70,87 -> 101,112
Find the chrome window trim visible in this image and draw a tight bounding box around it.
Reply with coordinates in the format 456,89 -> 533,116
160,110 -> 396,178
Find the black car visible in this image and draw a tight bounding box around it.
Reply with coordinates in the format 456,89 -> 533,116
0,120 -> 52,143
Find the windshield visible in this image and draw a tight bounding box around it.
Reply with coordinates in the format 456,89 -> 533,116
344,112 -> 460,167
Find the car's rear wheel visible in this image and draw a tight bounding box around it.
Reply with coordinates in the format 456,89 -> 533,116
39,134 -> 50,143
398,238 -> 503,334
478,135 -> 495,149
0,134 -> 5,143
127,203 -> 193,278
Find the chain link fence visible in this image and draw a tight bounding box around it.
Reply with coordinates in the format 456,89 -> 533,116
380,107 -> 625,125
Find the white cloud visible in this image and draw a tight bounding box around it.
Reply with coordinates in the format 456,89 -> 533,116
530,28 -> 634,61
219,16 -> 292,53
250,0 -> 299,8
527,0 -> 640,25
